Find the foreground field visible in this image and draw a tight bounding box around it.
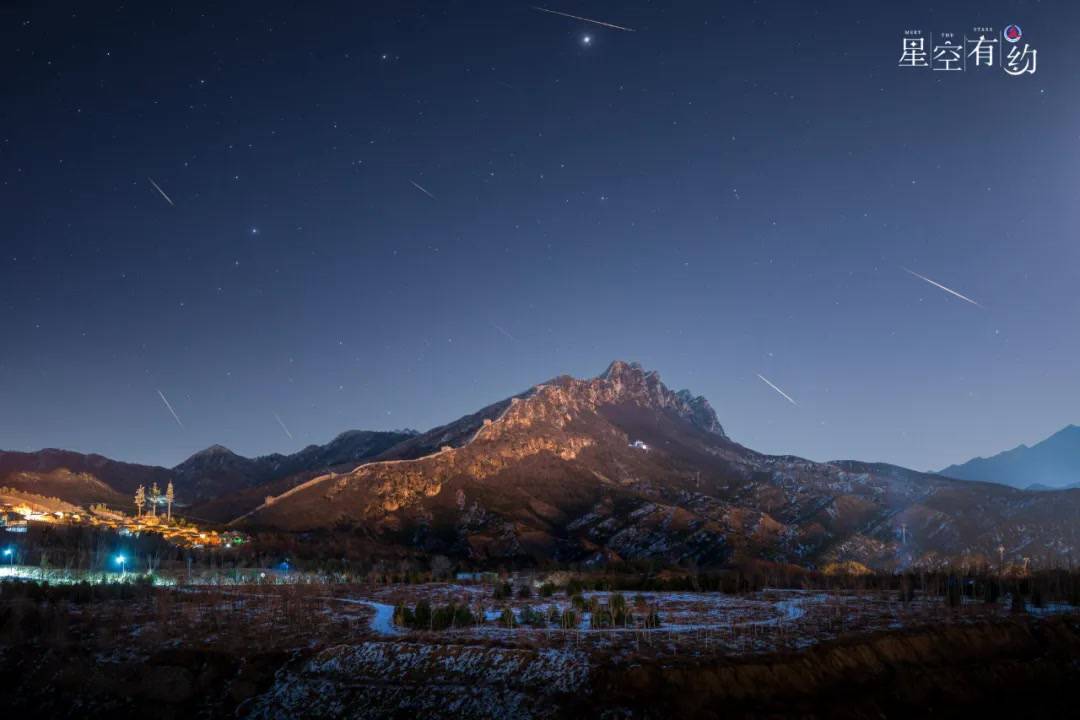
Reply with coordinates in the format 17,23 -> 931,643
2,576 -> 1080,718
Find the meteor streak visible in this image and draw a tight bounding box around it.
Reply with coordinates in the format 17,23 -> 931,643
491,322 -> 519,341
756,374 -> 798,406
156,389 -> 184,428
902,267 -> 982,308
274,412 -> 294,440
410,180 -> 436,199
531,6 -> 636,32
147,177 -> 174,206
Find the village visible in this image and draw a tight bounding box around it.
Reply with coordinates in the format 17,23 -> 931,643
0,481 -> 246,550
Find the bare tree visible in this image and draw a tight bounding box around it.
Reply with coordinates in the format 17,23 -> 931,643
165,481 -> 175,521
134,485 -> 146,517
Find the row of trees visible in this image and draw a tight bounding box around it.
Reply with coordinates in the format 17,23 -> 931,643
133,481 -> 174,520
393,600 -> 582,631
492,581 -> 558,600
392,593 -> 663,631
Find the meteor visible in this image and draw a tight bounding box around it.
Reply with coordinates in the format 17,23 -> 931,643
156,389 -> 184,429
147,177 -> 174,206
274,412 -> 294,440
902,267 -> 982,308
491,322 -> 519,341
531,6 -> 636,32
756,374 -> 798,406
410,180 -> 436,199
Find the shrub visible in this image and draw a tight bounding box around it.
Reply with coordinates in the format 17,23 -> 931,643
518,605 -> 541,626
413,599 -> 432,628
393,604 -> 415,627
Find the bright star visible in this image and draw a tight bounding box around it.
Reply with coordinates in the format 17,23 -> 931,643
582,35 -> 592,46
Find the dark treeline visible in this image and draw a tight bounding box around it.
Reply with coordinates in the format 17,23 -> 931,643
9,525 -> 1080,608
8,524 -> 185,572
563,566 -> 1080,608
0,577 -> 156,603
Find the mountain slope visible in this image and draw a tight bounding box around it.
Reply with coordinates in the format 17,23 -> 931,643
180,430 -> 418,521
174,429 -> 416,503
940,425 -> 1080,489
238,361 -> 1080,569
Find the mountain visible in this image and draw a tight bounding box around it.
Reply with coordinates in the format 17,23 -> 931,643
177,429 -> 417,521
0,449 -> 172,507
940,425 -> 1080,489
8,363 -> 1080,571
0,430 -> 416,518
1026,482 -> 1080,492
238,361 -> 1080,570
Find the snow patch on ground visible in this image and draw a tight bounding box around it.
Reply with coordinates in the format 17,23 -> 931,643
248,641 -> 590,720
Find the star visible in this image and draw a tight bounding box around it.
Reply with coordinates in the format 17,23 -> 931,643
581,35 -> 592,46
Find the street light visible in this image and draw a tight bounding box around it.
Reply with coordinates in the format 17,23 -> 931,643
2,548 -> 13,567
115,554 -> 127,576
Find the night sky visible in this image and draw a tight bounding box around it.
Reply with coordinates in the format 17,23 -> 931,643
2,2 -> 1077,471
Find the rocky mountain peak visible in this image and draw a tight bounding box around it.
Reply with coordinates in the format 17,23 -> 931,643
674,389 -> 726,437
601,359 -> 648,381
595,360 -> 726,438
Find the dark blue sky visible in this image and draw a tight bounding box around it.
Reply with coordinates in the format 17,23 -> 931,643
2,1 -> 1077,470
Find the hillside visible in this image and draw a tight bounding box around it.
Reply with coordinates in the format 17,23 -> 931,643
0,449 -> 172,507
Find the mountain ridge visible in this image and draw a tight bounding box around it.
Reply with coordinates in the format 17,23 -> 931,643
5,361 -> 1079,571
0,429 -> 417,518
940,424 -> 1080,489
237,361 -> 1080,570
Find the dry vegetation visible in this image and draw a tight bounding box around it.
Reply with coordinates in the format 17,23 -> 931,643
2,568 -> 1080,718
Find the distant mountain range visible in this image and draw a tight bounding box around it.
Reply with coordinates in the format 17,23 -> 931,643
3,361 -> 1079,570
0,430 -> 416,521
940,425 -> 1080,490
